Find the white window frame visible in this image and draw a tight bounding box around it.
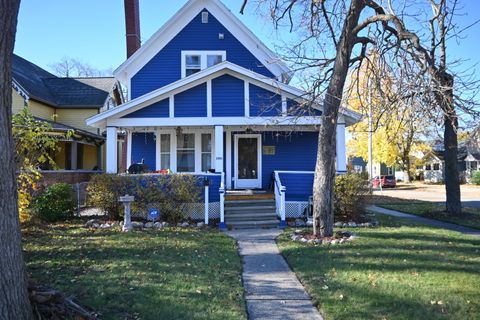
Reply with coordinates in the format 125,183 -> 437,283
181,51 -> 226,78
153,128 -> 215,173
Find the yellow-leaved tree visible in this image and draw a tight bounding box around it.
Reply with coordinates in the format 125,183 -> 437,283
346,50 -> 430,182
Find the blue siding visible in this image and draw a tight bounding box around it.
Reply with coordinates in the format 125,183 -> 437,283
212,74 -> 244,116
287,98 -> 322,116
249,84 -> 282,116
131,10 -> 275,98
123,98 -> 169,118
278,172 -> 314,201
131,132 -> 156,171
261,131 -> 318,189
174,83 -> 207,117
196,174 -> 221,202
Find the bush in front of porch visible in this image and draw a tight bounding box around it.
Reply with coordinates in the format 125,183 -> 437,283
87,174 -> 202,223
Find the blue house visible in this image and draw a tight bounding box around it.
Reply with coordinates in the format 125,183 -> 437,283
86,0 -> 360,228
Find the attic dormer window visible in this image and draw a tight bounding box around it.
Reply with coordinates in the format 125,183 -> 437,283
181,51 -> 226,78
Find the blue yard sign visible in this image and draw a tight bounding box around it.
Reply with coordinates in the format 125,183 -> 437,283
148,208 -> 160,221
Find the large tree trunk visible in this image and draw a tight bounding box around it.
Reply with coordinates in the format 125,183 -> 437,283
313,0 -> 364,237
0,1 -> 34,319
435,70 -> 461,216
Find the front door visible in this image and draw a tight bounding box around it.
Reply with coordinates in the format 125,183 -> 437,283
234,134 -> 262,189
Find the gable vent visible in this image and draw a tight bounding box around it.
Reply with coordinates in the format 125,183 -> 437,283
202,11 -> 209,23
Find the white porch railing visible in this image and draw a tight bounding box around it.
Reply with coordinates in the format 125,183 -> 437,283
274,171 -> 287,228
219,172 -> 226,230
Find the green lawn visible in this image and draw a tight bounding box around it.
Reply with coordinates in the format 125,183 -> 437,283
371,195 -> 480,230
23,222 -> 246,320
278,215 -> 480,320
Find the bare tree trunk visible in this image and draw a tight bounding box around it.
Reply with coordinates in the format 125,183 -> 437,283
313,0 -> 364,237
438,71 -> 462,215
0,1 -> 34,319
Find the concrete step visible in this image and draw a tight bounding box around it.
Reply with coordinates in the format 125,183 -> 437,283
228,219 -> 279,229
226,215 -> 277,222
225,212 -> 277,219
225,205 -> 276,213
225,200 -> 276,207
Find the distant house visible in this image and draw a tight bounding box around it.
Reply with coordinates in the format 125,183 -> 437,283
12,54 -> 123,183
86,0 -> 361,228
420,147 -> 467,183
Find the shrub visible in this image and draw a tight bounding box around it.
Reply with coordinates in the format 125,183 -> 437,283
87,174 -> 128,220
472,171 -> 480,185
32,183 -> 76,222
87,174 -> 202,223
334,173 -> 372,222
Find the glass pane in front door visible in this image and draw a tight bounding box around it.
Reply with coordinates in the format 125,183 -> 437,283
238,138 -> 258,179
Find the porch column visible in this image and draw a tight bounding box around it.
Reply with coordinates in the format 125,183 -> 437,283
214,125 -> 224,173
336,122 -> 347,173
70,142 -> 78,170
106,126 -> 118,173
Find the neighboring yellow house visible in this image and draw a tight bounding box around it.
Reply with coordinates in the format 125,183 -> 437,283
12,54 -> 123,182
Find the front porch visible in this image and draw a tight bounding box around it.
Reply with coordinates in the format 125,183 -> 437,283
103,124 -> 346,228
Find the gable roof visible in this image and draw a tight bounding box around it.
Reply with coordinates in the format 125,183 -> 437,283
12,54 -> 116,109
114,0 -> 291,84
87,61 -> 361,128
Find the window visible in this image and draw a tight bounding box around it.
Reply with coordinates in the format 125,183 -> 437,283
433,163 -> 440,170
181,51 -> 226,78
207,55 -> 223,67
185,55 -> 201,76
160,134 -> 170,170
177,133 -> 195,172
425,164 -> 432,171
471,161 -> 478,171
201,134 -> 212,172
201,11 -> 209,23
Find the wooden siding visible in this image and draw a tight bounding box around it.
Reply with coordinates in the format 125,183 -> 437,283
131,10 -> 274,98
82,144 -> 98,170
12,91 -> 26,114
174,83 -> 207,117
123,98 -> 169,118
56,109 -> 98,133
212,74 -> 244,117
131,132 -> 156,171
29,100 -> 55,120
249,84 -> 282,117
261,132 -> 318,189
278,172 -> 314,201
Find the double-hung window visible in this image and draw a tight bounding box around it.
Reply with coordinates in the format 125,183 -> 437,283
182,51 -> 226,78
177,133 -> 195,172
160,134 -> 171,170
201,134 -> 212,172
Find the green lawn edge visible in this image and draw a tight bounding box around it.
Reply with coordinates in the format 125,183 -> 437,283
371,195 -> 480,230
23,222 -> 247,320
278,215 -> 480,320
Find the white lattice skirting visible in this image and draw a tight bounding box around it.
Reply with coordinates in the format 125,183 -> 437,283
131,202 -> 220,221
285,201 -> 309,218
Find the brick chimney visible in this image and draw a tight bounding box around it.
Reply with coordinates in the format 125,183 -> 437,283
124,0 -> 141,58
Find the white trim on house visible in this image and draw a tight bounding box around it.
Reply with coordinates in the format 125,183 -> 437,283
244,80 -> 250,117
225,128 -> 232,189
88,61 -> 362,128
113,0 -> 291,84
206,79 -> 212,117
126,130 -> 132,169
233,133 -> 262,189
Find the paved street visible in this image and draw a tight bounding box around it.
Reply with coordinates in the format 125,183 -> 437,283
373,183 -> 480,208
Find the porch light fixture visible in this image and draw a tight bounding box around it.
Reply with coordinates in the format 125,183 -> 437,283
176,126 -> 183,138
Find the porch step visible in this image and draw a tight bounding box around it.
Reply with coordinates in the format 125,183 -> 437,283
225,193 -> 275,201
224,198 -> 279,229
227,219 -> 279,229
225,205 -> 276,212
225,200 -> 276,207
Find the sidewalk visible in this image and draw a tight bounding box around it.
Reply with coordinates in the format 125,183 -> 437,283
226,229 -> 323,320
368,205 -> 480,237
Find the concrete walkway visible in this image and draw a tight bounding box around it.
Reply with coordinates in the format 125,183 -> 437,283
368,205 -> 480,237
226,229 -> 323,320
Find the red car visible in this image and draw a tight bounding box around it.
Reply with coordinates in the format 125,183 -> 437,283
372,175 -> 396,188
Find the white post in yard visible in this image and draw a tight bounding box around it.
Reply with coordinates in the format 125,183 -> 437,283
204,183 -> 209,225
336,122 -> 347,173
279,186 -> 286,229
106,126 -> 118,173
119,195 -> 134,232
214,125 -> 224,173
219,172 -> 226,230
